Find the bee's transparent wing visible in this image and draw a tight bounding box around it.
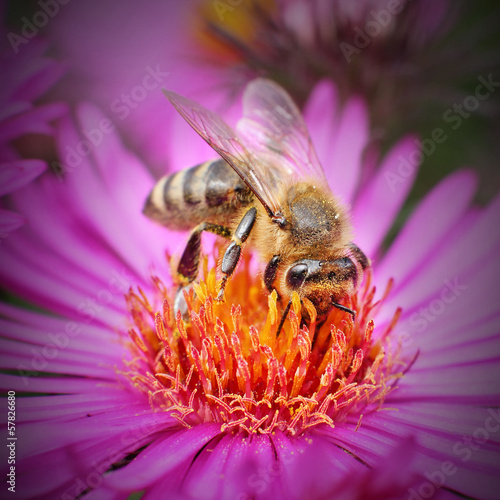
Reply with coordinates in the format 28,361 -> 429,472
237,78 -> 328,186
164,90 -> 283,217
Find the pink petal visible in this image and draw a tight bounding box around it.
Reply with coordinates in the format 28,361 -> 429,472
394,361 -> 500,404
0,159 -> 47,196
0,373 -> 113,395
7,175 -> 152,297
327,97 -> 369,204
0,313 -> 120,352
0,209 -> 24,234
13,58 -> 65,102
379,195 -> 500,324
0,102 -> 68,142
0,39 -> 49,97
352,135 -> 420,258
21,408 -> 171,457
304,82 -> 368,205
375,169 -> 477,291
179,434 -> 231,499
304,80 -> 340,171
1,230 -> 131,319
17,425 -> 157,499
77,488 -> 130,500
272,436 -> 335,499
103,424 -> 221,490
17,391 -> 149,423
0,342 -> 118,379
352,413 -> 500,500
0,101 -> 31,122
0,303 -> 120,346
53,111 -> 174,278
218,433 -> 281,500
0,244 -> 127,327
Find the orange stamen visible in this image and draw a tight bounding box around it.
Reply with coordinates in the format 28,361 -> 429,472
121,252 -> 407,436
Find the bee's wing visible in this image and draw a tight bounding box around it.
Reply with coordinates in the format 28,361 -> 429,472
237,78 -> 328,187
163,90 -> 282,218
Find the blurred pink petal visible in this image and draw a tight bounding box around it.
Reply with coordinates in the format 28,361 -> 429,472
0,159 -> 46,196
0,35 -> 67,237
304,80 -> 369,204
375,169 -> 478,291
48,0 -> 237,170
0,209 -> 24,235
352,136 -> 420,258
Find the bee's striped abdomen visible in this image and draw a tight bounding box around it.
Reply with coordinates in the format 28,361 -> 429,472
143,159 -> 252,230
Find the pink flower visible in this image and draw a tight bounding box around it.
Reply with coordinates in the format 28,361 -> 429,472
0,80 -> 499,500
0,32 -> 66,238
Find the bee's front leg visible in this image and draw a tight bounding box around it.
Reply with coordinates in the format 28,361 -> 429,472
217,207 -> 257,301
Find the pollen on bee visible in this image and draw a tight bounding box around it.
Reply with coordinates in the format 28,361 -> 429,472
121,250 -> 406,436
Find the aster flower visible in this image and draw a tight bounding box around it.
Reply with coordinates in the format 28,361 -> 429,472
202,0 -> 499,125
1,79 -> 499,499
0,33 -> 66,238
202,0 -> 500,202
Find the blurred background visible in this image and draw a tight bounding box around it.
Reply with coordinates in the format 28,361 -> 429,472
2,0 -> 500,245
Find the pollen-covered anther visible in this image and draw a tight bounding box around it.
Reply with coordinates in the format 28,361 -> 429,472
122,256 -> 405,436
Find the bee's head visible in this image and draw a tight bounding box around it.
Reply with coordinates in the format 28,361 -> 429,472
285,257 -> 359,318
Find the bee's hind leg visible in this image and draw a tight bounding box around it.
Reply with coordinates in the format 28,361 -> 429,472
174,222 -> 231,317
217,207 -> 257,301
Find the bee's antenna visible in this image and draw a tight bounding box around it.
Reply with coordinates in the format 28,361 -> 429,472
331,301 -> 356,320
276,300 -> 292,337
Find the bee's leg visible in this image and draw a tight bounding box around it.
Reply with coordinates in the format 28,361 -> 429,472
217,207 -> 257,301
175,222 -> 231,316
177,222 -> 231,285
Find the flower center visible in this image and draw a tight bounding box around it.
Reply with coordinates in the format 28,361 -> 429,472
122,253 -> 403,436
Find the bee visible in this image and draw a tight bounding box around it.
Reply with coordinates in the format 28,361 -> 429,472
144,78 -> 369,333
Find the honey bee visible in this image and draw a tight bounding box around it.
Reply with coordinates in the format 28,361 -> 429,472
144,79 -> 369,333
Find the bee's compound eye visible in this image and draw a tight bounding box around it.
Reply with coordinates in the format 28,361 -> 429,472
286,263 -> 308,289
